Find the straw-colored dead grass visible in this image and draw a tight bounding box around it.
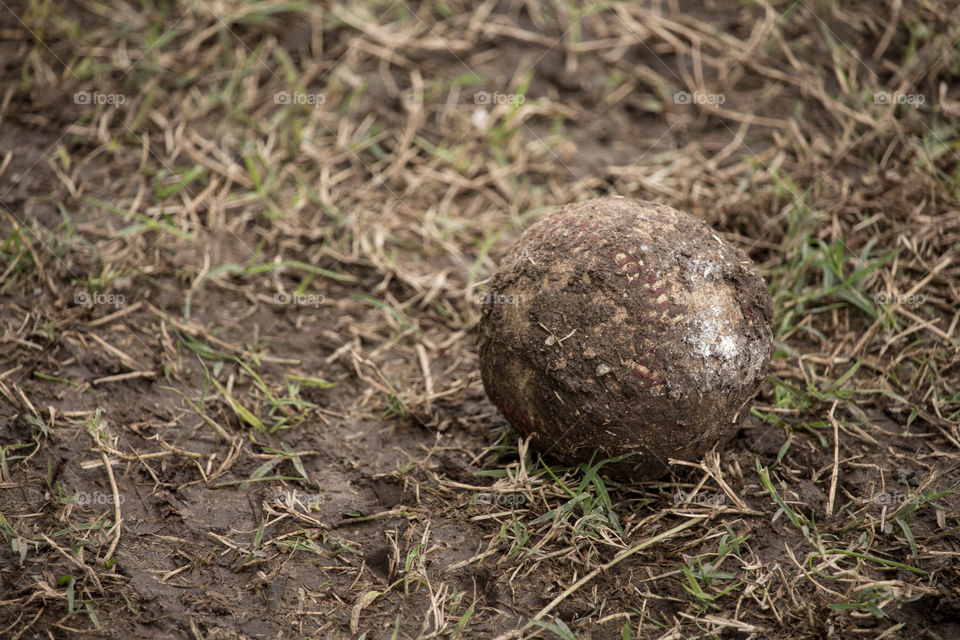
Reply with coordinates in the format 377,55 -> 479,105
1,1 -> 959,638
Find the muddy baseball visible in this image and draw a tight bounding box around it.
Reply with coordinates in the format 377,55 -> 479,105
478,197 -> 774,480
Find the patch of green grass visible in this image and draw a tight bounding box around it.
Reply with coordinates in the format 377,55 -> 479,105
828,585 -> 923,618
499,511 -> 536,558
680,524 -> 748,609
531,454 -> 628,541
756,457 -> 809,538
275,530 -> 326,556
86,196 -> 196,240
154,163 -> 206,199
764,163 -> 901,346
0,221 -> 39,292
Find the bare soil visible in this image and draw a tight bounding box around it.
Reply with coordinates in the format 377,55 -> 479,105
1,1 -> 959,639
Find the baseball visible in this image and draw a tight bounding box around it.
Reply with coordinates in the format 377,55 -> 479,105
478,197 -> 774,480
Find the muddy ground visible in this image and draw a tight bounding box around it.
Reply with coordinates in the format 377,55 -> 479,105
2,1 -> 960,639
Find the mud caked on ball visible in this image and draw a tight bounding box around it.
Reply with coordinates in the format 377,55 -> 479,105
478,197 -> 774,480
